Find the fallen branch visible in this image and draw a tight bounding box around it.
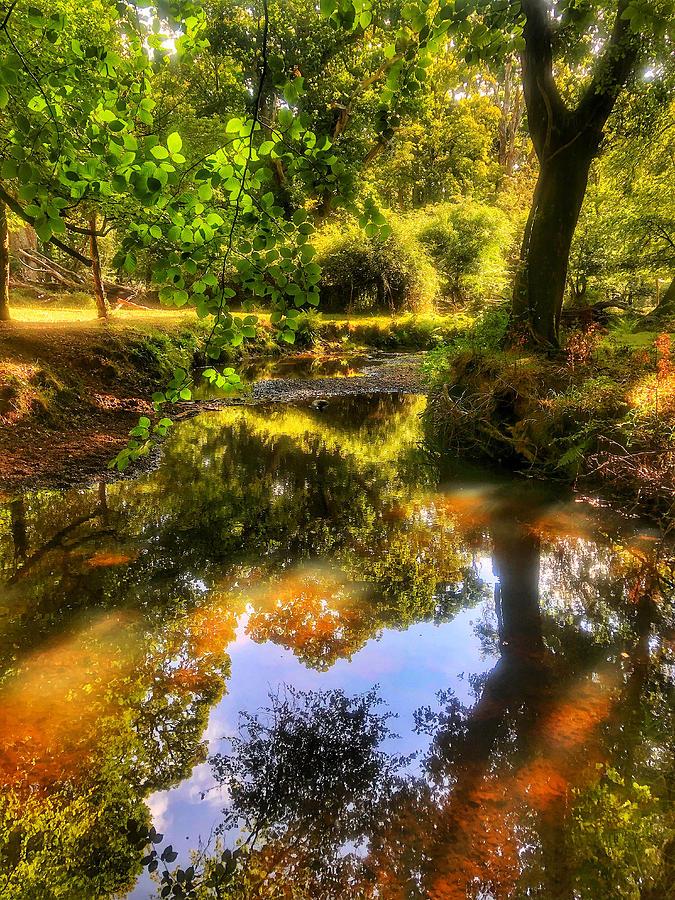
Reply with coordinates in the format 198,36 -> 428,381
17,249 -> 83,290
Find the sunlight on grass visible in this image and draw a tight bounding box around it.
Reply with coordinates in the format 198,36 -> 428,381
5,304 -> 463,331
7,307 -> 198,325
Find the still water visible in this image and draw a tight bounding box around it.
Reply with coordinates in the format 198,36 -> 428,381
0,386 -> 673,899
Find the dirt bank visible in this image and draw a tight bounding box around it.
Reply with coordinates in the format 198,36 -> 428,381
0,316 -> 207,486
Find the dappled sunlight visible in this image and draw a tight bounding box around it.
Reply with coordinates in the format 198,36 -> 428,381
0,611 -> 141,790
5,307 -> 197,325
628,372 -> 675,413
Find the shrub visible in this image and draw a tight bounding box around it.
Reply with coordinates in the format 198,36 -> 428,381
416,202 -> 512,304
421,303 -> 510,387
314,217 -> 439,314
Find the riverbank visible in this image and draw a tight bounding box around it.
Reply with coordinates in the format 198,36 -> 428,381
423,329 -> 675,527
0,306 -> 435,485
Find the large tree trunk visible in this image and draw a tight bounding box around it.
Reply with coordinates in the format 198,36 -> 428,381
513,0 -> 639,346
644,273 -> 675,323
513,145 -> 596,344
0,199 -> 10,321
89,213 -> 108,319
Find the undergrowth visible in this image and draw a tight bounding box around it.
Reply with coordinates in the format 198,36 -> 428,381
424,315 -> 675,524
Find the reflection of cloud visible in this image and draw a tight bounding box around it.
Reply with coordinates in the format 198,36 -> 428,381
203,709 -> 234,748
172,762 -> 230,808
147,792 -> 172,830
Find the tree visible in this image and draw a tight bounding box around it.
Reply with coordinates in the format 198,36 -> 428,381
511,0 -> 646,344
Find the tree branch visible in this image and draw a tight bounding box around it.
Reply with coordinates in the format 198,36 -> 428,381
520,0 -> 568,159
576,0 -> 642,128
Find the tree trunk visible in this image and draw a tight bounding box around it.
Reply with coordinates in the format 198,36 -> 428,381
513,146 -> 595,344
0,199 -> 10,321
89,213 -> 109,319
513,0 -> 640,346
644,273 -> 675,323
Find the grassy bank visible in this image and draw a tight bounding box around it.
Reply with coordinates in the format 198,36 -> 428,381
424,318 -> 675,526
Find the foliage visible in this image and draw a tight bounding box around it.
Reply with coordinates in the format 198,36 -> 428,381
416,202 -> 513,303
314,215 -> 439,313
567,91 -> 675,313
569,768 -> 672,899
422,303 -> 510,378
364,52 -> 502,209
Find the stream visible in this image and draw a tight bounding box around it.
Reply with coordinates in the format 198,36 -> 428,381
0,357 -> 673,899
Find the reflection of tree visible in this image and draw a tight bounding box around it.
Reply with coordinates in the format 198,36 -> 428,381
150,511 -> 675,900
0,395 -> 469,897
0,397 -> 483,679
150,686 -> 404,900
1,397 -> 673,898
0,597 -> 238,899
411,518 -> 675,900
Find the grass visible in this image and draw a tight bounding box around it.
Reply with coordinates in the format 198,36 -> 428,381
2,294 -> 471,353
5,306 -> 198,325
423,324 -> 675,524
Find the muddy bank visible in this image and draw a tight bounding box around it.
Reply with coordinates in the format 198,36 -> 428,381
0,355 -> 424,489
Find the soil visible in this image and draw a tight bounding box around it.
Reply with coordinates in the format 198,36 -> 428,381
0,321 -> 155,487
0,321 -> 424,489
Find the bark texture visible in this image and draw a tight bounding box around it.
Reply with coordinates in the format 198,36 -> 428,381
89,213 -> 109,319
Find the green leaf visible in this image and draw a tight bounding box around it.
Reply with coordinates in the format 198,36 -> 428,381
278,108 -> 293,128
167,132 -> 182,155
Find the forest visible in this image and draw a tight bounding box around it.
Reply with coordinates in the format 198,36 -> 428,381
0,1 -> 674,899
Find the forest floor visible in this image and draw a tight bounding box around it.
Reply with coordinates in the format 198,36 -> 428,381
0,298 -> 444,486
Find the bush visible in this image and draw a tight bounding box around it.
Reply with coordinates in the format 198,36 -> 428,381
314,217 -> 439,314
416,202 -> 512,304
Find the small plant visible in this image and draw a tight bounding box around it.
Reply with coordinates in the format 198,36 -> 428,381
653,332 -> 674,417
606,313 -> 639,336
565,323 -> 601,371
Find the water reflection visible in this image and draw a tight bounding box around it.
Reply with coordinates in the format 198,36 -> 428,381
0,394 -> 673,899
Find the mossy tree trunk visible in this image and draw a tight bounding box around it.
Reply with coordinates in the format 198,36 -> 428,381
513,141 -> 598,345
513,0 -> 640,346
0,199 -> 10,322
89,213 -> 109,319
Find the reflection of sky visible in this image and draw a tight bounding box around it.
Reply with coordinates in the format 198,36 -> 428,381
128,588 -> 498,898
